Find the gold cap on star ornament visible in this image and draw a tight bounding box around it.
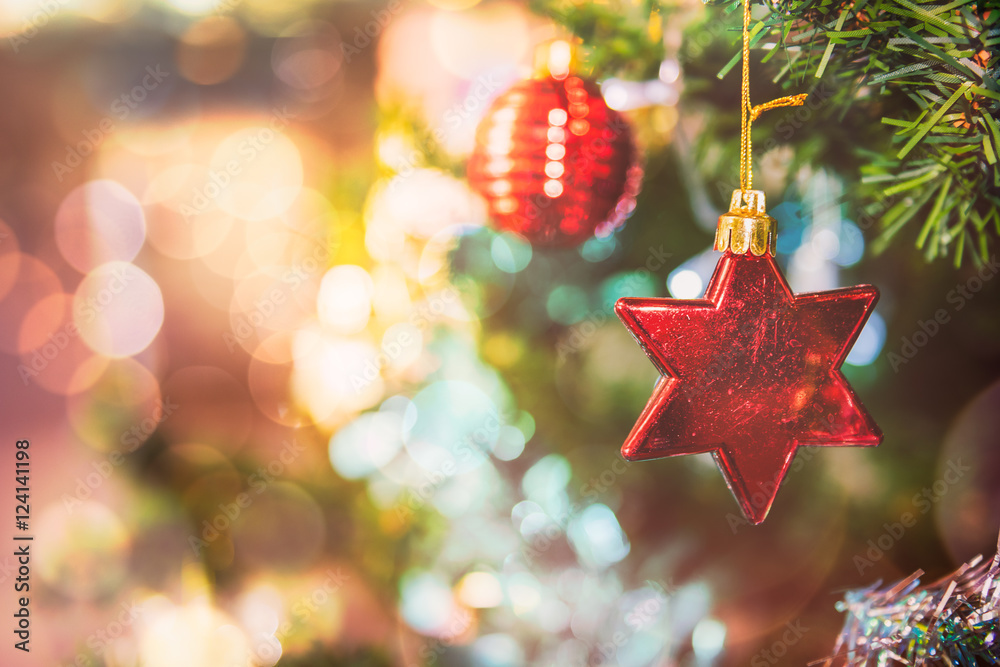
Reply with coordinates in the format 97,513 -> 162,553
714,189 -> 777,257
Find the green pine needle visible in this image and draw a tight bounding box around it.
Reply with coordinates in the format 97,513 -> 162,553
715,0 -> 998,264
529,0 -> 999,266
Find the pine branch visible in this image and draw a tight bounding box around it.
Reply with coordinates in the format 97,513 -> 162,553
718,0 -> 1000,264
526,0 -> 668,79
528,0 -> 999,265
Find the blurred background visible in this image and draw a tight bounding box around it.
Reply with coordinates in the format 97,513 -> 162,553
0,0 -> 997,665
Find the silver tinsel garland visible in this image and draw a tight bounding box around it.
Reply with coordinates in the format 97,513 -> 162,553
821,534 -> 999,667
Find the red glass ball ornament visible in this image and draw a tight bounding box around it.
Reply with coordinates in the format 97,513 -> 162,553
467,75 -> 642,247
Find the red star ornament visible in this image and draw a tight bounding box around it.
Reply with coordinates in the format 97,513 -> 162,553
616,191 -> 881,524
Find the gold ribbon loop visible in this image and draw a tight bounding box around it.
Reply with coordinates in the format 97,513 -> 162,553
738,0 -> 807,192
722,1 -> 808,256
749,93 -> 809,122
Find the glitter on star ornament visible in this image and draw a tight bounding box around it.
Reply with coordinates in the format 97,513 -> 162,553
616,190 -> 882,524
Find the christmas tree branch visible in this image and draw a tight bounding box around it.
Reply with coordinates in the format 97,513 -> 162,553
529,0 -> 999,265
718,0 -> 998,264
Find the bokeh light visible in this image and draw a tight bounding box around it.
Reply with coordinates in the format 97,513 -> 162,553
67,357 -> 164,451
0,254 -> 62,354
55,179 -> 146,273
318,265 -> 373,334
177,16 -> 248,86
0,3 -> 980,667
400,571 -> 458,635
329,405 -> 406,479
209,125 -> 304,221
73,261 -> 165,358
36,501 -> 130,600
845,311 -> 885,367
403,380 -> 500,474
138,597 -> 251,667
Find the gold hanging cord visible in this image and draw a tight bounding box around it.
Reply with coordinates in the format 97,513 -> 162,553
716,0 -> 809,256
738,0 -> 808,193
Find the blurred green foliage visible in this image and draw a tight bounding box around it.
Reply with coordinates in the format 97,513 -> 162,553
533,0 -> 1000,266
